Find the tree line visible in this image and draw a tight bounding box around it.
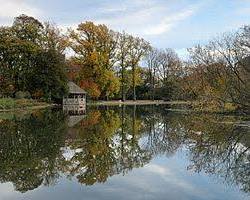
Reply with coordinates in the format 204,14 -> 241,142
0,15 -> 249,111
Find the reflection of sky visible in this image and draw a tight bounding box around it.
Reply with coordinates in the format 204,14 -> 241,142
0,151 -> 248,200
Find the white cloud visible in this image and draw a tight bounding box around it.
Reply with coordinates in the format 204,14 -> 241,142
143,163 -> 203,194
94,5 -> 167,36
90,1 -> 204,37
144,7 -> 196,35
144,163 -> 172,175
0,0 -> 42,25
0,182 -> 18,199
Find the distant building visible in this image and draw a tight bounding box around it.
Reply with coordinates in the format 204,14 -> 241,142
63,82 -> 87,108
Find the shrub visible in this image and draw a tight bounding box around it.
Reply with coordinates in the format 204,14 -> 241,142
0,98 -> 16,109
15,91 -> 31,99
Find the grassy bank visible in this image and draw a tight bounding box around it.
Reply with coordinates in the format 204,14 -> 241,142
0,98 -> 52,111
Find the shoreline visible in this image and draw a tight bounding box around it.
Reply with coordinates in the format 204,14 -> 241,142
0,100 -> 187,112
0,98 -> 57,112
0,99 -> 247,115
87,100 -> 191,106
0,104 -> 54,112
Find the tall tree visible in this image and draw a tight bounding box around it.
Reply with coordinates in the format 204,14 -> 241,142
0,15 -> 69,101
116,32 -> 131,101
69,22 -> 120,99
0,27 -> 16,96
43,22 -> 69,53
0,15 -> 44,92
127,36 -> 150,100
145,48 -> 159,100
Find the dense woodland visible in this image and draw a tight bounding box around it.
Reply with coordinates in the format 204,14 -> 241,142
0,15 -> 249,111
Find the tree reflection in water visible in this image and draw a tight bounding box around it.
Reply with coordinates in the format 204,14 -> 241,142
0,105 -> 249,193
0,109 -> 67,192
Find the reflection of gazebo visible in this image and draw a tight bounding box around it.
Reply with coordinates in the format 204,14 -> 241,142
67,115 -> 86,127
63,82 -> 87,106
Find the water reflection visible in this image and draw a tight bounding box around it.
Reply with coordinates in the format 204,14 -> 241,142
63,105 -> 86,116
0,105 -> 249,195
0,109 -> 67,193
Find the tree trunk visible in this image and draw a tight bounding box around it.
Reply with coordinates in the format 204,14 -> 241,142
122,64 -> 125,102
132,105 -> 136,137
132,65 -> 136,101
152,69 -> 155,101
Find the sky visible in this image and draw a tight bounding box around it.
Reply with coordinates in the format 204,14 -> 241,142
0,0 -> 250,58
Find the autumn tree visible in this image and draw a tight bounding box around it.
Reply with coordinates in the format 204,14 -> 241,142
234,26 -> 250,109
69,22 -> 120,99
186,26 -> 250,111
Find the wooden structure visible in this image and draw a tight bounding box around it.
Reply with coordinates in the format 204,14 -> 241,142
63,82 -> 87,107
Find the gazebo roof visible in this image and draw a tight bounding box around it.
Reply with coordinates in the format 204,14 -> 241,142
68,81 -> 87,94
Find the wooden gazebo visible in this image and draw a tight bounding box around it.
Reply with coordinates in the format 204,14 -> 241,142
63,82 -> 87,106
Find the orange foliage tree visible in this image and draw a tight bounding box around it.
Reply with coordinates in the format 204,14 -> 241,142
69,22 -> 120,99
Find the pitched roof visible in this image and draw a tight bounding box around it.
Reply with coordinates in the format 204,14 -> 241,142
68,81 -> 87,94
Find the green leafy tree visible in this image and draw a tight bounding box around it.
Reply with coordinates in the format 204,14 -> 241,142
0,15 -> 68,101
29,49 -> 68,101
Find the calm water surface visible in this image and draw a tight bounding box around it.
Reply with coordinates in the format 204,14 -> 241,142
0,105 -> 249,200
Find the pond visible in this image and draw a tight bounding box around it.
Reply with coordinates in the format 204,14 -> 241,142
0,105 -> 249,200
